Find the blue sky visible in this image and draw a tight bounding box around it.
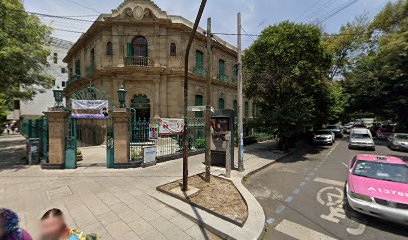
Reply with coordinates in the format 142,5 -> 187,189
24,0 -> 393,48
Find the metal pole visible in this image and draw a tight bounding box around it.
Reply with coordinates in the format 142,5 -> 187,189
182,0 -> 207,192
237,13 -> 244,172
205,17 -> 212,183
225,131 -> 231,178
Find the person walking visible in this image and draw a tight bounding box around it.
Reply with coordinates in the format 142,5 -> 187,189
0,208 -> 33,240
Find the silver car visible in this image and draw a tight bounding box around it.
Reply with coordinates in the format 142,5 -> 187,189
349,128 -> 375,150
313,129 -> 335,145
388,133 -> 408,151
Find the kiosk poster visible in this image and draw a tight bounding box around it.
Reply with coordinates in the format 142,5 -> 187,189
72,100 -> 109,119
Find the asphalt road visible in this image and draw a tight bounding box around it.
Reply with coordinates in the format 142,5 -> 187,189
245,137 -> 408,240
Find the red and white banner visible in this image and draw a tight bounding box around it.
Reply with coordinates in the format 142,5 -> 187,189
159,118 -> 184,136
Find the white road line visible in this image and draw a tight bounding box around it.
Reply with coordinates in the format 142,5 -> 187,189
275,219 -> 337,240
341,163 -> 348,168
313,177 -> 344,187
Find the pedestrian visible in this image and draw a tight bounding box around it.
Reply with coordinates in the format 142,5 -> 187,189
0,208 -> 33,240
39,209 -> 97,240
5,124 -> 10,135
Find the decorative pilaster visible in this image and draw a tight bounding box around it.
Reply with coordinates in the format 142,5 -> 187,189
112,108 -> 131,167
154,78 -> 161,118
42,110 -> 68,169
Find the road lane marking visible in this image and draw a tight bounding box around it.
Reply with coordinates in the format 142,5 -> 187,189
347,218 -> 367,236
266,218 -> 275,225
275,219 -> 337,240
313,177 -> 344,187
275,204 -> 286,214
341,163 -> 348,168
286,196 -> 294,203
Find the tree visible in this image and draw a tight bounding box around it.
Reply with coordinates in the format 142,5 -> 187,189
244,21 -> 332,150
343,0 -> 408,130
0,0 -> 53,113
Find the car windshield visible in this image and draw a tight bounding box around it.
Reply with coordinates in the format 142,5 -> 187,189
316,130 -> 331,134
353,160 -> 408,184
395,135 -> 408,140
326,126 -> 339,129
351,133 -> 370,139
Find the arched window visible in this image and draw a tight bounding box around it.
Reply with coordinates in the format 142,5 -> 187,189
132,36 -> 148,57
219,98 -> 225,110
170,43 -> 177,56
106,42 -> 113,55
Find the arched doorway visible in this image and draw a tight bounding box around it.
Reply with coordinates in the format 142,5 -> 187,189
131,94 -> 151,120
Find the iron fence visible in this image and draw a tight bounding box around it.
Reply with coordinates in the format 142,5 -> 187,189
21,117 -> 49,161
129,118 -> 206,161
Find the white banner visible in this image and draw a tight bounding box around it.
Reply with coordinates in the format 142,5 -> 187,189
159,118 -> 184,136
72,100 -> 109,119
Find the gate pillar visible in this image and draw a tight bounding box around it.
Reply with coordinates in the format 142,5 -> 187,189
42,110 -> 68,169
112,108 -> 131,167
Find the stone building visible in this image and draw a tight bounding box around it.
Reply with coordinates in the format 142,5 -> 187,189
63,0 -> 257,123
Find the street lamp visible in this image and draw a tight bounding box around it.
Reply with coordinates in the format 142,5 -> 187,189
117,85 -> 127,108
53,86 -> 64,108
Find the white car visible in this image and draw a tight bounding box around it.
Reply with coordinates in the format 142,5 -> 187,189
349,128 -> 375,151
313,129 -> 335,145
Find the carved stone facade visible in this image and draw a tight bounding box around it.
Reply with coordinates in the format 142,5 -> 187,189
63,0 -> 255,120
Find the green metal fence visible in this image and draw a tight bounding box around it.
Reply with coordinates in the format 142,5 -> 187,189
21,117 -> 49,161
129,118 -> 206,161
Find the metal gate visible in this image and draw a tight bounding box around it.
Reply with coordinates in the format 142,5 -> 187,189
106,117 -> 114,168
65,118 -> 77,169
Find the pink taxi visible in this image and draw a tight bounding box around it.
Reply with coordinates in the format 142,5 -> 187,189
346,154 -> 408,225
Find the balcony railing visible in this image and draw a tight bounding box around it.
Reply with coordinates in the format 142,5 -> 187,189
125,56 -> 152,66
193,66 -> 207,77
68,74 -> 81,83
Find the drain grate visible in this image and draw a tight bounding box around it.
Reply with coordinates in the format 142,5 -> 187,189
46,185 -> 73,200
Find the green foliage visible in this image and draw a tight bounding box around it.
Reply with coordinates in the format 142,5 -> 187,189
0,0 -> 54,102
343,0 -> 408,130
244,133 -> 274,145
327,82 -> 348,123
244,21 -> 333,149
194,138 -> 206,149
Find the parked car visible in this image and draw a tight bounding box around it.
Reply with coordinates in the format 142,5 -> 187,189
344,122 -> 354,134
376,124 -> 394,139
313,129 -> 335,145
326,125 -> 343,138
388,133 -> 408,151
346,154 -> 408,225
349,128 -> 375,150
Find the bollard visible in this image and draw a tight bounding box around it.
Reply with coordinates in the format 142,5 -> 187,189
225,131 -> 231,178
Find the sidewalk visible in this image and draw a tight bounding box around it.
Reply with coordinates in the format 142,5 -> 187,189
0,135 -> 284,240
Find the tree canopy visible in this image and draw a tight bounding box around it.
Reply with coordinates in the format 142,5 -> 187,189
0,0 -> 53,121
244,21 -> 333,149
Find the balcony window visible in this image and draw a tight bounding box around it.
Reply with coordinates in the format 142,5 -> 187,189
53,53 -> 58,64
219,98 -> 225,110
195,95 -> 203,118
107,41 -> 113,56
75,60 -> 81,76
126,36 -> 149,66
170,43 -> 176,56
219,59 -> 225,80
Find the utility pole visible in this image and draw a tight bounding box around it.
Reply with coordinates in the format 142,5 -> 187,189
237,12 -> 244,172
205,17 -> 212,182
182,0 -> 207,192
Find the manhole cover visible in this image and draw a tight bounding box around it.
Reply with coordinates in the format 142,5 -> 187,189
46,185 -> 73,200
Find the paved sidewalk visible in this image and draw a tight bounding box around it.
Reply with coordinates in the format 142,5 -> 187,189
0,135 -> 283,240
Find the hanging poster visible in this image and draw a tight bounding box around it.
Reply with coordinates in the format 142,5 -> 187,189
159,118 -> 184,136
72,100 -> 109,119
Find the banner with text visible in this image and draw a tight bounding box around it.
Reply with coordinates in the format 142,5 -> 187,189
72,100 -> 109,119
159,118 -> 184,136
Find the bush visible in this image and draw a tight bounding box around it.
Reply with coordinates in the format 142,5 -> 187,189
244,133 -> 274,145
194,138 -> 206,149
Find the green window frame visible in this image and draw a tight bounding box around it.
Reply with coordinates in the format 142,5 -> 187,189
233,100 -> 238,117
75,60 -> 81,76
195,95 -> 203,118
245,102 -> 249,118
219,98 -> 225,110
127,42 -> 134,57
196,50 -> 204,69
219,59 -> 225,79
